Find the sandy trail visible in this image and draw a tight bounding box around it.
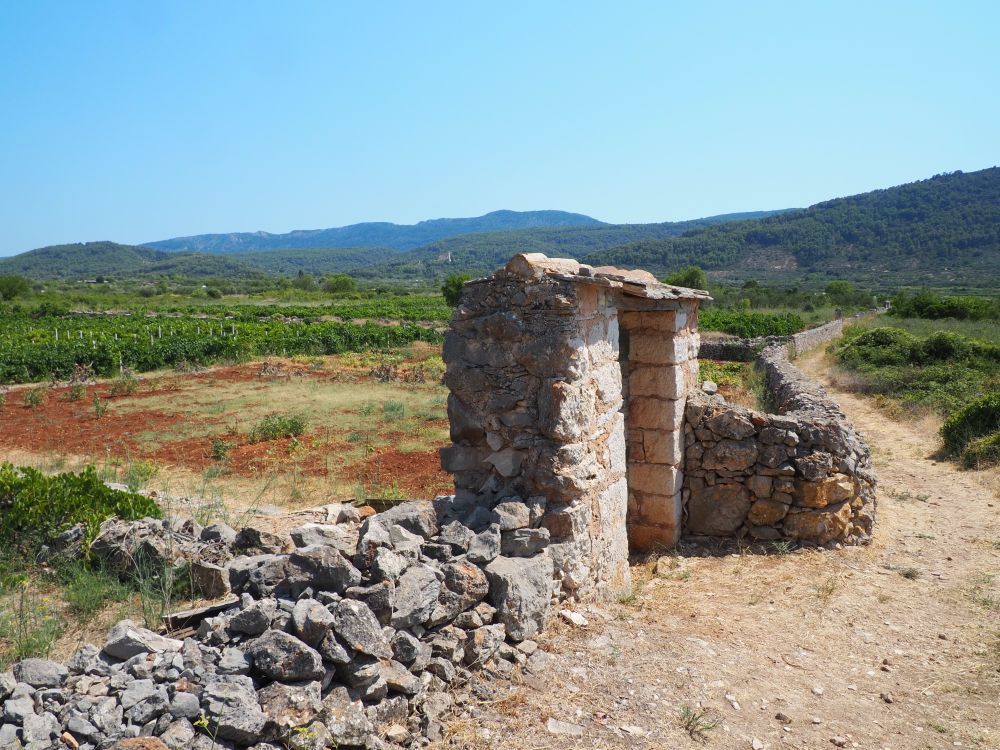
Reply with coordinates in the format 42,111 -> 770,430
448,349 -> 1000,750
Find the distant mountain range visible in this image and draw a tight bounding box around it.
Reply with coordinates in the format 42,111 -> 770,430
3,167 -> 998,289
144,210 -> 603,253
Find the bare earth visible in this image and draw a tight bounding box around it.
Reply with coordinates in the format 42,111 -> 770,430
445,349 -> 1000,749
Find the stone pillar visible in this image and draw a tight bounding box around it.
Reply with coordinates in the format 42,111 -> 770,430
440,263 -> 631,597
620,302 -> 700,551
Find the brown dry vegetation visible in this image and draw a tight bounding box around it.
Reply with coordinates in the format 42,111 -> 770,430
439,347 -> 1000,749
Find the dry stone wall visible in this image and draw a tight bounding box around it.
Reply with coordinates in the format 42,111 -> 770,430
683,315 -> 878,546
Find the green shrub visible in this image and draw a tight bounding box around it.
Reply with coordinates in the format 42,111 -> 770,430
109,372 -> 139,397
124,460 -> 159,492
211,438 -> 233,461
0,464 -> 161,549
383,400 -> 406,421
941,394 -> 1000,455
248,414 -> 307,443
962,430 -> 1000,469
58,564 -> 131,617
23,387 -> 47,408
93,394 -> 108,418
66,383 -> 86,402
699,309 -> 804,337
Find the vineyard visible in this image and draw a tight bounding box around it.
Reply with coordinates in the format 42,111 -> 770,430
0,313 -> 443,383
698,308 -> 805,338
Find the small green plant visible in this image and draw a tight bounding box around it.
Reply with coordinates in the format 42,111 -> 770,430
248,414 -> 307,444
0,584 -> 64,668
66,383 -> 86,402
898,566 -> 921,580
383,400 -> 406,420
769,540 -> 794,555
210,438 -> 234,462
93,394 -> 108,418
23,386 -> 47,408
58,563 -> 131,617
109,371 -> 139,397
124,460 -> 159,492
0,386 -> 8,407
678,705 -> 719,742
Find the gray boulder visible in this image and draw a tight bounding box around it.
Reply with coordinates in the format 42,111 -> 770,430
467,524 -> 501,565
321,687 -> 374,748
247,630 -> 324,682
202,678 -> 268,744
485,553 -> 554,641
500,527 -> 550,557
291,598 -> 335,647
12,658 -> 68,688
229,597 -> 277,635
257,681 -> 322,730
390,564 -> 441,629
103,620 -> 183,660
287,545 -> 362,593
331,599 -> 392,658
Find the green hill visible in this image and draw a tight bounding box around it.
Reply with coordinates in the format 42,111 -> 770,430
237,246 -> 399,275
353,211 -> 788,282
0,241 -> 269,281
584,168 -> 1000,289
145,209 -> 604,253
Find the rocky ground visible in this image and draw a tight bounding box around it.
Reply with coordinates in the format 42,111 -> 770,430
447,349 -> 1000,749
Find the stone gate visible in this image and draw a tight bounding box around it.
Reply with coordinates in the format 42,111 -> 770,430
440,253 -> 708,595
441,253 -> 876,598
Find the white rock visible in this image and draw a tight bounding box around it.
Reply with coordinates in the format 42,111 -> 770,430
546,717 -> 584,736
559,609 -> 589,627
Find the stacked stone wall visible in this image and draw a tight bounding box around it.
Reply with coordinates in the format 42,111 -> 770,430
440,270 -> 630,597
682,312 -> 879,546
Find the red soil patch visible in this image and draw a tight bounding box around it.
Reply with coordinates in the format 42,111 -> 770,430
355,447 -> 453,499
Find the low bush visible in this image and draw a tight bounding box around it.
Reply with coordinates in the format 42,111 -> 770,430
962,430 -> 1000,469
941,394 -> 1000,455
0,464 -> 161,549
248,414 -> 307,443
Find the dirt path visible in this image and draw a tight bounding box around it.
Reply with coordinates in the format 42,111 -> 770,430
450,350 -> 1000,749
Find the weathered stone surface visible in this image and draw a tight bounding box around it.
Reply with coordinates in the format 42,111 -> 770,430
500,527 -> 551,557
257,681 -> 322,730
687,483 -> 751,536
747,497 -> 791,526
229,597 -> 277,635
390,564 -> 441,629
491,500 -> 533,531
292,598 -> 335,647
331,599 -> 391,658
746,474 -> 773,499
12,658 -> 68,688
286,544 -> 361,593
289,523 -> 357,556
485,553 -> 554,641
202,679 -> 268,744
783,501 -> 853,544
246,630 -> 324,682
467,524 -> 501,565
796,451 -> 834,481
103,620 -> 183,661
190,561 -> 231,599
794,475 -> 854,508
702,439 -> 759,471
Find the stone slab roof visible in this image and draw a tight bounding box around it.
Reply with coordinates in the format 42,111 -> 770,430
500,253 -> 711,302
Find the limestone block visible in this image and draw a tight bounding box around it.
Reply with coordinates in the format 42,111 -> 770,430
628,334 -> 691,365
746,475 -> 773,499
506,253 -> 580,280
629,365 -> 685,399
627,523 -> 680,552
642,429 -> 683,465
627,462 -> 682,496
782,501 -> 852,544
440,446 -> 489,473
619,310 -> 680,333
702,439 -> 758,471
637,492 -> 682,527
485,449 -> 525,478
686,482 -> 751,536
539,380 -> 595,441
590,362 -> 622,404
705,411 -> 756,439
746,497 -> 790,526
794,475 -> 854,508
628,396 -> 685,432
447,394 -> 485,444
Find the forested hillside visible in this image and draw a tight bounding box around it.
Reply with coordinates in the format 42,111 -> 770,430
0,242 -> 268,280
144,209 -> 603,253
586,168 -> 1000,289
353,210 -> 787,281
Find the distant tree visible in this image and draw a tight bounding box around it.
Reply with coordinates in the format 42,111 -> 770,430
206,287 -> 223,299
662,266 -> 708,290
0,275 -> 30,301
824,280 -> 855,301
442,273 -> 471,306
322,273 -> 357,294
291,270 -> 318,292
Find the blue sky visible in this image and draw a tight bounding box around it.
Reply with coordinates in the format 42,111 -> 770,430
1,1 -> 997,255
